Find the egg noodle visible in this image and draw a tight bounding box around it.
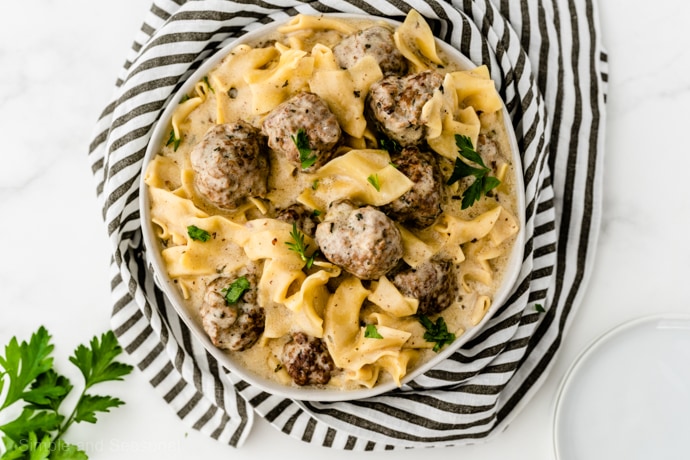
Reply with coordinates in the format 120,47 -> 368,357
144,10 -> 520,390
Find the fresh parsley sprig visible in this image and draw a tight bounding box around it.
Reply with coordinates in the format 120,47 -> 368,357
285,222 -> 317,268
0,327 -> 133,459
446,134 -> 501,209
419,315 -> 456,352
291,129 -> 317,169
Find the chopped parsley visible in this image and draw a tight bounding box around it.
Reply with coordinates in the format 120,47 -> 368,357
534,303 -> 546,313
379,137 -> 402,155
166,128 -> 181,151
202,75 -> 214,93
367,173 -> 381,192
285,222 -> 317,268
446,134 -> 501,209
364,324 -> 383,339
291,129 -> 317,169
419,315 -> 456,352
221,277 -> 251,305
187,225 -> 211,242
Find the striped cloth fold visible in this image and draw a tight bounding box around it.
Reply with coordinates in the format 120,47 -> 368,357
88,0 -> 607,449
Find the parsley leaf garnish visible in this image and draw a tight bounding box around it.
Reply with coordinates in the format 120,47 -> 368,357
446,134 -> 501,209
187,225 -> 211,242
285,222 -> 317,268
419,315 -> 456,352
0,326 -> 54,411
534,303 -> 546,313
367,174 -> 381,192
166,128 -> 181,151
202,75 -> 215,93
364,324 -> 383,339
379,137 -> 402,155
291,129 -> 317,169
0,327 -> 132,458
221,277 -> 251,305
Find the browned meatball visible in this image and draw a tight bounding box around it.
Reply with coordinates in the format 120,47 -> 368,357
275,203 -> 319,239
383,146 -> 443,228
261,92 -> 342,172
315,200 -> 403,280
199,274 -> 265,351
332,25 -> 407,76
190,121 -> 268,210
391,259 -> 456,316
281,332 -> 335,386
366,70 -> 444,146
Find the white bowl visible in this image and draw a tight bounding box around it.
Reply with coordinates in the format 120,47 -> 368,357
139,14 -> 526,402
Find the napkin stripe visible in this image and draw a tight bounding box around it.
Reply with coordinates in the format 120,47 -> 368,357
89,0 -> 604,450
493,0 -> 606,423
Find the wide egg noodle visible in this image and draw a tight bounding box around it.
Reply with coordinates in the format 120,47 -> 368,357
345,325 -> 412,387
393,9 -> 444,72
170,85 -> 208,140
245,46 -> 314,115
488,206 -> 520,246
456,206 -> 519,293
323,277 -> 413,387
363,311 -> 432,350
144,154 -> 183,191
470,295 -> 492,326
309,47 -> 383,138
276,14 -> 358,35
367,276 -> 419,317
298,149 -> 413,210
451,65 -> 504,114
433,206 -> 505,263
261,260 -> 341,340
162,215 -> 248,278
147,187 -> 209,245
395,224 -> 439,269
209,44 -> 278,124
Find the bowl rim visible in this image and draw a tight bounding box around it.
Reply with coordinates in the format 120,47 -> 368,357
138,12 -> 526,402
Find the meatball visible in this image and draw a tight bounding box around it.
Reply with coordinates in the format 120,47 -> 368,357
383,146 -> 443,228
276,203 -> 319,238
190,121 -> 268,210
261,92 -> 342,172
281,332 -> 335,386
199,275 -> 265,351
332,25 -> 407,76
366,70 -> 444,146
315,200 -> 403,280
392,259 -> 456,316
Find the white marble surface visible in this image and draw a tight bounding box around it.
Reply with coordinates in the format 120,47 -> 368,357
1,0 -> 688,458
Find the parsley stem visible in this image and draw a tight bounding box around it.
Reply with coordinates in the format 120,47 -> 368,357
54,388 -> 85,440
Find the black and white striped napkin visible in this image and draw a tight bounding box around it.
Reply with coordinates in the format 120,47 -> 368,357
89,0 -> 607,449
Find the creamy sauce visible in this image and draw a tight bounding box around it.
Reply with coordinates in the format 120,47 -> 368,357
149,14 -> 520,391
